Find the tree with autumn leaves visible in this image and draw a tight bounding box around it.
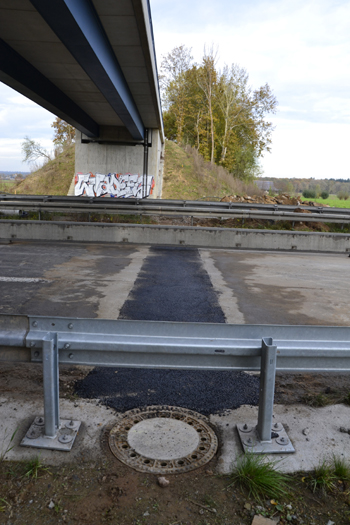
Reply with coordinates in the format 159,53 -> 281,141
160,46 -> 277,182
51,117 -> 75,146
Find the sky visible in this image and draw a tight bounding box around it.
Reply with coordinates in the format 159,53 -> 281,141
0,0 -> 349,179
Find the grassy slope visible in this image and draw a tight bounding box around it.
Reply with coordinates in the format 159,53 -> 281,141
13,145 -> 75,195
162,140 -> 236,200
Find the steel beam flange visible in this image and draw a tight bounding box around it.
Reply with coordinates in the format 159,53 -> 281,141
237,423 -> 295,454
109,406 -> 218,474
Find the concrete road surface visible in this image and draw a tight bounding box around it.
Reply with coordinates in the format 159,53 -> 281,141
1,241 -> 349,325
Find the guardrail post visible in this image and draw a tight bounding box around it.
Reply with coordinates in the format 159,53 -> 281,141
42,332 -> 60,438
237,336 -> 294,453
21,328 -> 81,450
256,337 -> 276,442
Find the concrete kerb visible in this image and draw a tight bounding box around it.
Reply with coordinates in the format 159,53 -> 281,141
1,396 -> 350,474
1,220 -> 350,253
212,403 -> 350,474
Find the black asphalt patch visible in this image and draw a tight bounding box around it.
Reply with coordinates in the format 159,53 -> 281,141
118,246 -> 226,322
75,247 -> 260,413
75,369 -> 259,415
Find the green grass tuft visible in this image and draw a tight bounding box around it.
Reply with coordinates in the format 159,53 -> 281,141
228,453 -> 290,501
23,456 -> 51,479
307,456 -> 350,494
332,455 -> 350,482
301,393 -> 329,407
309,460 -> 335,493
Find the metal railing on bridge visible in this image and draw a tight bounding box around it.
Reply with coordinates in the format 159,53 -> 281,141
1,195 -> 350,226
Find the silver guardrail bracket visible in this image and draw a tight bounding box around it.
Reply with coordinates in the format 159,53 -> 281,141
237,422 -> 294,454
23,322 -> 82,451
21,417 -> 81,451
237,337 -> 295,454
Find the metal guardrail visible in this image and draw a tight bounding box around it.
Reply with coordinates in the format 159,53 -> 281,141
1,195 -> 350,226
1,314 -> 350,453
1,194 -> 346,213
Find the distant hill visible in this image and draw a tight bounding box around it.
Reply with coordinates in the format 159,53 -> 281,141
0,171 -> 30,177
13,145 -> 75,195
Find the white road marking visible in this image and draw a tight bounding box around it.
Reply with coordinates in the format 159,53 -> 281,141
199,249 -> 245,324
97,246 -> 150,319
0,277 -> 50,283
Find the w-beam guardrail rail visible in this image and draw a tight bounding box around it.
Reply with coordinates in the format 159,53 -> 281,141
1,195 -> 350,226
1,314 -> 350,454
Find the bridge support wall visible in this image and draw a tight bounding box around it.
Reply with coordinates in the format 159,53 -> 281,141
75,130 -> 164,198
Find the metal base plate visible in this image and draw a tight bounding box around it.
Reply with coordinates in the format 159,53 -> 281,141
237,422 -> 295,454
21,418 -> 81,451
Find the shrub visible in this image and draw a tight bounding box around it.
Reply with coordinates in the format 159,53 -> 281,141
320,191 -> 329,199
302,189 -> 316,199
337,190 -> 349,200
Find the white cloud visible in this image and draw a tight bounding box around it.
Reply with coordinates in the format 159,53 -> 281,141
0,139 -> 28,172
151,0 -> 350,178
261,118 -> 350,179
0,83 -> 55,170
0,136 -> 54,171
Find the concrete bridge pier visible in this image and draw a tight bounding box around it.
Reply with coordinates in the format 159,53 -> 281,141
75,129 -> 164,199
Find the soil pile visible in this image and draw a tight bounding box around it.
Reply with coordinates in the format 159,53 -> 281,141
221,192 -> 328,207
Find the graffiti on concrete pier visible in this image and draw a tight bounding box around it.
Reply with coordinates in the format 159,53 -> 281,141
75,173 -> 155,198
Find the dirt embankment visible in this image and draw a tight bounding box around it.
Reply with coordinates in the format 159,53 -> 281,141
216,193 -> 336,232
221,192 -> 328,207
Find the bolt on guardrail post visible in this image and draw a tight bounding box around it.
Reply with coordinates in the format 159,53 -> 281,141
42,333 -> 60,438
256,337 -> 277,443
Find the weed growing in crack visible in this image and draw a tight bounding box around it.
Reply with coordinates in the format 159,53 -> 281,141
228,453 -> 290,501
151,500 -> 159,511
54,500 -> 62,514
0,498 -> 9,513
0,428 -> 18,462
23,456 -> 51,479
203,494 -> 217,508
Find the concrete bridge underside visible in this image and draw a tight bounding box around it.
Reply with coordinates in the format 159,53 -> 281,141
0,0 -> 164,197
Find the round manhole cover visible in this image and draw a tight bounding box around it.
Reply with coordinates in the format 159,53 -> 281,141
109,406 -> 218,474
